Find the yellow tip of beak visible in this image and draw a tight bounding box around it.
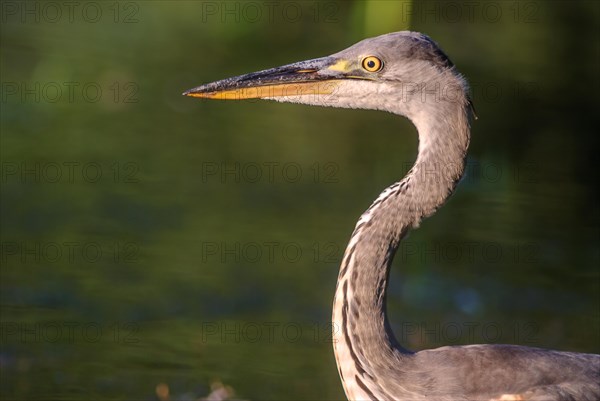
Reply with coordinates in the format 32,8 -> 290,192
184,82 -> 339,100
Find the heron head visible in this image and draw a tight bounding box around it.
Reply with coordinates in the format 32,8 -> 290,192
183,31 -> 470,118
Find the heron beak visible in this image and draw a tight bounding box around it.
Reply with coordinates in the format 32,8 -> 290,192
183,57 -> 353,100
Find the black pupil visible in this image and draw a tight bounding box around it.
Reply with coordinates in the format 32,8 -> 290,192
367,60 -> 376,69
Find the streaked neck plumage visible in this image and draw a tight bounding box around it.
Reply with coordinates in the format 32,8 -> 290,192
332,89 -> 472,400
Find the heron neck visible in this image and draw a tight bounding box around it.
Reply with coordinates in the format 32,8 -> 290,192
332,100 -> 471,396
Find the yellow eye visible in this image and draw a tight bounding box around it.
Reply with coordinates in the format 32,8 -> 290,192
362,56 -> 383,72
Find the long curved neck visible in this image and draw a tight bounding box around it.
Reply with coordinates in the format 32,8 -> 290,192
332,100 -> 471,399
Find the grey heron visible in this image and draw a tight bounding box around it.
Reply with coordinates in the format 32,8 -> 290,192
184,32 -> 600,401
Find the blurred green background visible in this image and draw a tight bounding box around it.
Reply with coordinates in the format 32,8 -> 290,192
1,1 -> 598,400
